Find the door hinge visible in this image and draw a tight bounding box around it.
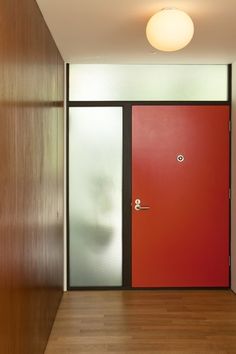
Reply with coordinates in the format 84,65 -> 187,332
229,189 -> 231,199
229,121 -> 231,132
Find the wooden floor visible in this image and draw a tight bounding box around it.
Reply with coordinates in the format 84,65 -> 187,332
45,290 -> 236,354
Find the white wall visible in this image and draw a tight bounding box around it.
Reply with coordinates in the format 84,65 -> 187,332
231,63 -> 236,293
64,62 -> 67,291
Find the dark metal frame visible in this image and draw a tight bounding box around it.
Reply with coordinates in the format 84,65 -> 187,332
66,63 -> 232,290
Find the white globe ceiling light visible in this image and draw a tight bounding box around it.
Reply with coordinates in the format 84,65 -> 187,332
146,8 -> 194,52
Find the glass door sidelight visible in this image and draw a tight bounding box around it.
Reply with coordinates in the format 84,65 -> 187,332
69,107 -> 123,287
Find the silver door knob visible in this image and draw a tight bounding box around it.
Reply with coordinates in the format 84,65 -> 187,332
134,199 -> 150,211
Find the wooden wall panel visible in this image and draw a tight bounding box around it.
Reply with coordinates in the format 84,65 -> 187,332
0,0 -> 64,353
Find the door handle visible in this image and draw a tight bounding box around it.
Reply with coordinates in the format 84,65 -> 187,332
135,205 -> 150,211
134,199 -> 150,211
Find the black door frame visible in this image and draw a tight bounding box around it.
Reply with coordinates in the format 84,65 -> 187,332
66,63 -> 232,290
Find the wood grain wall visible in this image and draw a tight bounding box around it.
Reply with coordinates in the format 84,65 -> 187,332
0,0 -> 64,353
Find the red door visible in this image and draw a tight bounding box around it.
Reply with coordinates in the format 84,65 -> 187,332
132,105 -> 229,287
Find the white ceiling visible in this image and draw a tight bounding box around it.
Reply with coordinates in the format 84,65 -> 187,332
36,0 -> 236,64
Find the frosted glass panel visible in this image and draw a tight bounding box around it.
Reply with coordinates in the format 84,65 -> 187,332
69,107 -> 122,286
70,65 -> 227,101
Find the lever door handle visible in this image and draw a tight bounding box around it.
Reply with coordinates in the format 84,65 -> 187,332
134,204 -> 150,211
134,198 -> 150,211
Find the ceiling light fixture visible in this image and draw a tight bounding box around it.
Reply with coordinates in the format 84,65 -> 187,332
146,8 -> 194,52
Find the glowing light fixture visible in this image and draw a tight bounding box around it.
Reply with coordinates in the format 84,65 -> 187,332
146,8 -> 194,52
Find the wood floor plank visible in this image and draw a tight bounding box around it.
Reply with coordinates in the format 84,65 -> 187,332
45,290 -> 236,353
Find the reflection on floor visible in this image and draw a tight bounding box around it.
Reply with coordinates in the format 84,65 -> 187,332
45,290 -> 236,354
